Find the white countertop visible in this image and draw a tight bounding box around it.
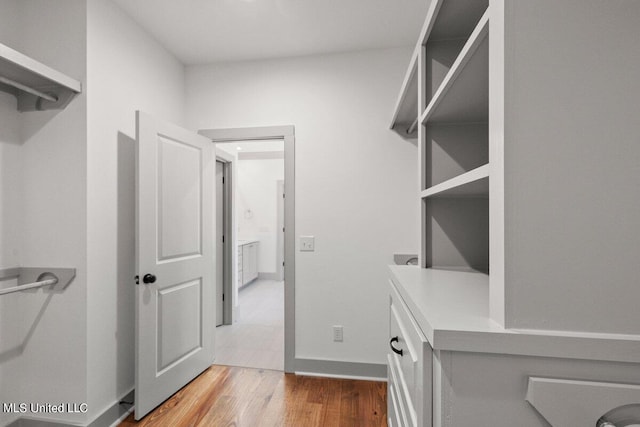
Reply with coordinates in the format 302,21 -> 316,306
389,265 -> 640,363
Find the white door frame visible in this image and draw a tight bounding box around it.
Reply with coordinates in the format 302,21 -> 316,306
276,180 -> 285,282
200,125 -> 295,373
216,148 -> 235,325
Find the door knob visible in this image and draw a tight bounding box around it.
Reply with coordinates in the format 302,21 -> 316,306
143,274 -> 156,284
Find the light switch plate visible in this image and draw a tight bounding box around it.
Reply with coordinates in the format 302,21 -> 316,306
300,236 -> 315,251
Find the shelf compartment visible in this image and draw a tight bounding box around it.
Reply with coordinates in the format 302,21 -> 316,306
420,10 -> 489,124
426,0 -> 489,43
0,42 -> 82,112
390,49 -> 418,138
423,122 -> 488,189
424,197 -> 489,273
421,164 -> 488,198
424,38 -> 466,107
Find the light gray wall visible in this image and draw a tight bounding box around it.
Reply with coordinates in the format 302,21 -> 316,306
502,0 -> 640,334
86,0 -> 186,422
186,48 -> 420,364
0,0 -> 88,425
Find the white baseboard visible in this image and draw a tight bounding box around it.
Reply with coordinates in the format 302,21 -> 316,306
294,358 -> 387,381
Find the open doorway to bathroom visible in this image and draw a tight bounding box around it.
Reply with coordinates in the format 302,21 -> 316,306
214,139 -> 285,371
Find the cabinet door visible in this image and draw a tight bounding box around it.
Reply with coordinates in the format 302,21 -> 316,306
242,245 -> 251,285
249,243 -> 258,281
237,247 -> 243,287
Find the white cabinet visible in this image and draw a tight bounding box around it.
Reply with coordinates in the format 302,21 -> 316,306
388,266 -> 640,427
238,240 -> 258,287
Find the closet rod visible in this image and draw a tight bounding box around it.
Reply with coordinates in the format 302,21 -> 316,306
0,75 -> 58,102
0,276 -> 58,296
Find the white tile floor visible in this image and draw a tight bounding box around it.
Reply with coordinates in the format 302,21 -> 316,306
214,279 -> 284,371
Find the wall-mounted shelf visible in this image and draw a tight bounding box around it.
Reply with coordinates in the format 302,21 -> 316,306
421,164 -> 488,198
0,42 -> 82,112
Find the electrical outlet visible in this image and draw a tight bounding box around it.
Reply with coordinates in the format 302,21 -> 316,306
333,325 -> 343,342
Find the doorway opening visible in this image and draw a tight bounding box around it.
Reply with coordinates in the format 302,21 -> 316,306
201,126 -> 295,373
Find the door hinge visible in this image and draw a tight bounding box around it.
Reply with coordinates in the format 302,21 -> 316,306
283,193 -> 285,198
134,275 -> 139,285
222,235 -> 225,243
282,227 -> 285,232
222,293 -> 225,301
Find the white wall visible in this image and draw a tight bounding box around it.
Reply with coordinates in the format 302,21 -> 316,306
186,48 -> 419,365
0,0 -> 88,425
0,92 -> 21,270
502,0 -> 640,334
0,0 -> 22,409
86,0 -> 185,421
237,157 -> 284,274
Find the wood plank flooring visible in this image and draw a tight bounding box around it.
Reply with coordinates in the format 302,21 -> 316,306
120,365 -> 387,426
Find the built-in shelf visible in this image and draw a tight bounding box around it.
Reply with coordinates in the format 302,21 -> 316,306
389,0 -> 489,137
390,49 -> 418,138
0,42 -> 82,112
421,11 -> 489,124
421,164 -> 488,198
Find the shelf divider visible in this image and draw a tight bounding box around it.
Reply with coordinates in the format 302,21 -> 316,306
421,164 -> 489,198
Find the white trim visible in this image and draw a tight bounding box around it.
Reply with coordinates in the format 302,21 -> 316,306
200,125 -> 295,373
215,149 -> 236,325
294,358 -> 387,380
296,372 -> 387,382
238,151 -> 284,160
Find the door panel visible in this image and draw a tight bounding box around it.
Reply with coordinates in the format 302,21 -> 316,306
136,111 -> 215,420
157,279 -> 202,372
158,136 -> 202,260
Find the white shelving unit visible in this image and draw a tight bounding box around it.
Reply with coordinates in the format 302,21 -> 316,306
418,1 -> 489,273
388,1 -> 640,426
0,42 -> 81,111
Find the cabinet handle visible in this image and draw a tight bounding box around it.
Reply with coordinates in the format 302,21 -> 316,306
389,336 -> 403,356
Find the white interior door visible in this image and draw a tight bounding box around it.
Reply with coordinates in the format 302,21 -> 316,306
215,161 -> 224,326
135,111 -> 215,420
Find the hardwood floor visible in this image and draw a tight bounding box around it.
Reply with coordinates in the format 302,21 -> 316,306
119,365 -> 387,426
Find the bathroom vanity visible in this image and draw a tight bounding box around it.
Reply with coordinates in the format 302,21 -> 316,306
237,239 -> 259,288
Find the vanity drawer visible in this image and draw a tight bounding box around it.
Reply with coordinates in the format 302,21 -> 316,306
388,279 -> 433,427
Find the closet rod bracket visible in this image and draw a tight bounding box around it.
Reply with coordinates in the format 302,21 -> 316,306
0,267 -> 76,294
